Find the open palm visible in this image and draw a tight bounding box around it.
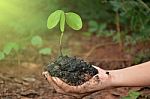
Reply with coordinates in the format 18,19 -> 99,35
43,66 -> 113,98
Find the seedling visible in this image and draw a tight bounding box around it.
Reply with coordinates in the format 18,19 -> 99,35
46,10 -> 98,86
47,10 -> 82,55
0,42 -> 20,65
31,35 -> 52,55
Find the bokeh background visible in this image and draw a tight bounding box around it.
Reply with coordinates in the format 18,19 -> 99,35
0,0 -> 150,98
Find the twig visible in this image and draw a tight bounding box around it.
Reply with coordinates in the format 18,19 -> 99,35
138,0 -> 150,12
84,43 -> 115,59
0,73 -> 29,85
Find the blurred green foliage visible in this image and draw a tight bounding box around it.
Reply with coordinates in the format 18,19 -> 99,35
31,35 -> 52,56
61,0 -> 150,45
0,0 -> 60,60
3,42 -> 19,55
60,0 -> 112,22
133,49 -> 150,65
0,42 -> 20,61
31,36 -> 43,48
0,51 -> 5,60
39,48 -> 52,55
0,0 -> 150,61
0,0 -> 60,45
122,90 -> 140,99
85,20 -> 114,37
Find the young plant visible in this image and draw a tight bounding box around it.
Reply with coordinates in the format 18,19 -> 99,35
31,35 -> 52,55
31,35 -> 43,48
46,10 -> 99,86
47,10 -> 82,56
0,51 -> 5,61
0,42 -> 20,65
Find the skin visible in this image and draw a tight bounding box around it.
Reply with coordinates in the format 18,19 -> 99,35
43,61 -> 150,98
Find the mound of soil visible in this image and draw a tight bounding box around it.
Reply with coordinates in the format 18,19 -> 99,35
46,55 -> 98,86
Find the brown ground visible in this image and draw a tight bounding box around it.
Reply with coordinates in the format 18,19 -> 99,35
0,33 -> 150,99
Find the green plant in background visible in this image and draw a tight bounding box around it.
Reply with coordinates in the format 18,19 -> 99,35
83,20 -> 114,37
60,0 -> 112,21
39,48 -> 52,55
62,0 -> 150,46
0,42 -> 20,65
133,49 -> 150,65
122,90 -> 140,99
108,0 -> 150,46
3,42 -> 19,55
31,36 -> 43,48
47,10 -> 82,55
31,35 -> 52,55
0,51 -> 5,60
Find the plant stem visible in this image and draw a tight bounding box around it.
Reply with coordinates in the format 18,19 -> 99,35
59,32 -> 64,56
116,11 -> 123,51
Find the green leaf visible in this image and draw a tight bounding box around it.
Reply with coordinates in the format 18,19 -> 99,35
129,91 -> 140,99
12,43 -> 19,52
39,48 -> 52,55
88,20 -> 99,32
99,23 -> 107,31
31,36 -> 43,47
66,12 -> 82,30
3,42 -> 19,55
60,11 -> 65,32
47,10 -> 62,29
0,51 -> 5,60
122,91 -> 140,99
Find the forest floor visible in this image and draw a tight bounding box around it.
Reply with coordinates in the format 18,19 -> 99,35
0,32 -> 150,99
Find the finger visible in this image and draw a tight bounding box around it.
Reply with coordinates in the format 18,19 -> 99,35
51,78 -> 90,98
92,65 -> 100,70
42,72 -> 65,93
92,66 -> 108,79
92,65 -> 105,73
52,77 -> 84,94
42,71 -> 49,78
42,72 -> 95,95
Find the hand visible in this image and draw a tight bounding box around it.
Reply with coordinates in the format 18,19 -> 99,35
43,66 -> 113,98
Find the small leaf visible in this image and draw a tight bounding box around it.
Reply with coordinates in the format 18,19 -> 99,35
39,48 -> 52,55
99,23 -> 107,31
66,12 -> 82,30
3,44 -> 13,55
0,51 -> 5,60
60,11 -> 65,32
129,91 -> 140,99
88,20 -> 99,32
12,43 -> 19,52
47,10 -> 62,29
122,91 -> 140,99
3,42 -> 19,55
31,36 -> 43,47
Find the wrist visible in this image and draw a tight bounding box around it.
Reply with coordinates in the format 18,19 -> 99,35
108,70 -> 122,87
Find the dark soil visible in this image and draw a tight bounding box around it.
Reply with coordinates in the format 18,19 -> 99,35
46,55 -> 98,86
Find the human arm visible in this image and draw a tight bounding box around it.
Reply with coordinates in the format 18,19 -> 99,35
111,61 -> 150,87
43,61 -> 150,97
